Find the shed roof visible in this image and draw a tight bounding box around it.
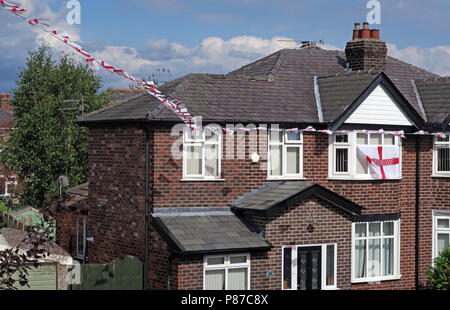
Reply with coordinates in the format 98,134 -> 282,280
152,208 -> 270,254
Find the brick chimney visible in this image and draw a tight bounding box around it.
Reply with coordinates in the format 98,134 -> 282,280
345,22 -> 387,71
0,93 -> 12,114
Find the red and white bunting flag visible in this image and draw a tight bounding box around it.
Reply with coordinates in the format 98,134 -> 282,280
287,128 -> 298,133
394,130 -> 406,138
376,129 -> 385,134
357,145 -> 401,179
318,129 -> 333,135
303,126 -> 316,132
358,129 -> 369,134
432,132 -> 447,139
413,130 -> 428,135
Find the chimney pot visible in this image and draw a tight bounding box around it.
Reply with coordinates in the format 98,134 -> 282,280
354,23 -> 361,30
361,29 -> 371,39
371,29 -> 380,40
363,22 -> 370,30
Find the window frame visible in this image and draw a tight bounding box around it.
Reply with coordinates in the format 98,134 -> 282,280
183,127 -> 222,180
329,131 -> 402,180
281,243 -> 338,290
432,135 -> 450,177
76,216 -> 87,259
432,211 -> 450,260
267,131 -> 304,180
203,253 -> 250,290
351,220 -> 401,283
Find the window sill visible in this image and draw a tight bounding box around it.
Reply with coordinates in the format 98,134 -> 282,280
351,274 -> 402,284
328,176 -> 403,181
431,174 -> 450,178
181,178 -> 226,182
267,177 -> 307,181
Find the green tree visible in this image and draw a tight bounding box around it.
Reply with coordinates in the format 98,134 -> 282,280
1,45 -> 108,208
427,247 -> 450,290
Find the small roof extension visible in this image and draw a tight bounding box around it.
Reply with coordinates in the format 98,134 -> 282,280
231,181 -> 363,217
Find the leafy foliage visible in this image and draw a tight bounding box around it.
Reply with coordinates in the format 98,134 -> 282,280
0,45 -> 108,208
0,209 -> 55,290
427,247 -> 450,290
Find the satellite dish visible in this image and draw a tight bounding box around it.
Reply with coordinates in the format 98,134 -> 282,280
58,175 -> 69,187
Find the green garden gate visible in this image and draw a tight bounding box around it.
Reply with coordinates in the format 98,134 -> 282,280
70,255 -> 143,290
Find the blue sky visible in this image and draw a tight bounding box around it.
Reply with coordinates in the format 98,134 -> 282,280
1,0 -> 449,93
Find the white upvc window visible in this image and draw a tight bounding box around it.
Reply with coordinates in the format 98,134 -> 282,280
432,211 -> 450,260
183,126 -> 222,180
329,131 -> 401,180
76,216 -> 87,259
203,253 -> 250,290
351,220 -> 401,283
282,243 -> 337,290
268,131 -> 303,179
433,135 -> 450,177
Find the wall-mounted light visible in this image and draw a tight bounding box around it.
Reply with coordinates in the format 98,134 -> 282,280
250,152 -> 260,163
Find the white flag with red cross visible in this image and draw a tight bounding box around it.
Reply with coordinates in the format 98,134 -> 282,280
357,145 -> 400,179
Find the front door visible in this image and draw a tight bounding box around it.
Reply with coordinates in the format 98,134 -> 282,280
297,246 -> 321,290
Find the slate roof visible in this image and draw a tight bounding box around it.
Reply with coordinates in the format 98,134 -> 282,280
63,182 -> 89,208
79,49 -> 438,125
152,208 -> 270,254
415,78 -> 450,124
231,181 -> 363,216
318,70 -> 380,122
105,88 -> 147,103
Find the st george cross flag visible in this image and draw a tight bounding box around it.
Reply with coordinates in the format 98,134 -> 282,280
357,146 -> 400,179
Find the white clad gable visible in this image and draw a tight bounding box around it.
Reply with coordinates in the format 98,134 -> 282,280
345,85 -> 412,126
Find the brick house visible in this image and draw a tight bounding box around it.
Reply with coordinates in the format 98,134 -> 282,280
59,23 -> 450,290
0,93 -> 18,197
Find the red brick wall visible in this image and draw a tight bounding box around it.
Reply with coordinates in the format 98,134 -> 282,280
417,136 -> 450,288
246,196 -> 353,290
82,123 -> 446,290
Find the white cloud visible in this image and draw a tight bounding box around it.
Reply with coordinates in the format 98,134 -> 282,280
387,43 -> 450,76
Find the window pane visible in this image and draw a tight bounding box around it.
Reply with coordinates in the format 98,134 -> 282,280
370,134 -> 382,145
205,269 -> 225,290
437,219 -> 450,229
383,238 -> 394,276
205,144 -> 219,177
357,134 -> 368,145
286,132 -> 301,142
437,147 -> 450,172
437,234 -> 449,254
298,253 -> 307,290
355,223 -> 366,237
335,134 -> 348,143
283,247 -> 292,289
205,127 -> 219,143
355,240 -> 366,278
230,256 -> 247,264
270,131 -> 282,143
207,257 -> 225,265
383,222 -> 394,236
186,145 -> 202,175
77,217 -> 84,256
311,252 -> 320,290
369,223 -> 381,237
228,268 -> 248,290
286,147 -> 300,174
437,136 -> 450,143
384,134 -> 395,145
368,239 -> 381,277
326,245 -> 335,286
270,145 -> 282,176
335,148 -> 348,172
